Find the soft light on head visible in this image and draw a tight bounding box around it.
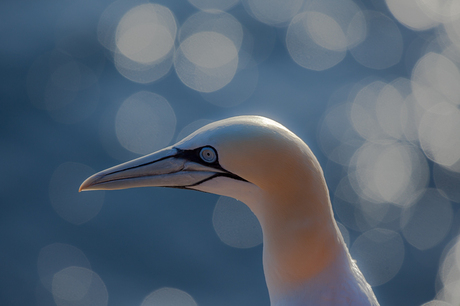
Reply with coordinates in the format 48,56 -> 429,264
176,116 -> 322,192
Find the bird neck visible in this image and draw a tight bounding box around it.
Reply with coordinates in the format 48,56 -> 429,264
253,171 -> 356,305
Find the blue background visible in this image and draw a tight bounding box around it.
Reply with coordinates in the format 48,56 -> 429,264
1,0 -> 459,305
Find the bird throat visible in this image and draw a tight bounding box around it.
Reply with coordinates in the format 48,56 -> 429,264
255,179 -> 347,304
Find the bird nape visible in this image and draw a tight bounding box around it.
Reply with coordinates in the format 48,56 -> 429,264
80,115 -> 379,306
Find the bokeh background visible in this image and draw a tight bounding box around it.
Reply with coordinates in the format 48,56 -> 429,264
2,0 -> 460,305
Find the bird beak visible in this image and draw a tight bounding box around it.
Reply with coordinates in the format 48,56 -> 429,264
79,147 -> 226,192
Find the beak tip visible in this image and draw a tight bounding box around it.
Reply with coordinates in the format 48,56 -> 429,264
79,183 -> 88,192
79,175 -> 97,192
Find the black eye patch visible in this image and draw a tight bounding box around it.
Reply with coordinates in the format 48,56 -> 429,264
174,146 -> 221,167
173,146 -> 248,186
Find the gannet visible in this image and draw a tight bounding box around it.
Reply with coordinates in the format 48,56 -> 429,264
80,116 -> 379,305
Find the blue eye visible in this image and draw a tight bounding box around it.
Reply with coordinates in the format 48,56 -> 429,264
200,147 -> 217,163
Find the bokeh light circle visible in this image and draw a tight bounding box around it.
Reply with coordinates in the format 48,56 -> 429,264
400,92 -> 426,144
49,162 -> 105,225
444,16 -> 460,51
112,3 -> 176,84
116,3 -> 176,64
140,287 -> 197,306
175,31 -> 238,92
115,91 -> 176,155
417,0 -> 460,23
386,0 -> 439,31
376,79 -> 409,140
244,0 -> 304,25
175,10 -> 241,92
350,81 -> 390,142
434,163 -> 460,203
303,0 -> 366,49
421,301 -> 452,306
286,12 -> 347,71
97,0 -> 146,52
418,103 -> 460,168
411,52 -> 460,108
37,243 -> 92,292
212,196 -> 263,248
349,141 -> 429,207
350,228 -> 405,286
179,10 -> 243,52
52,266 -> 108,306
182,31 -> 237,69
305,11 -> 347,52
437,236 -> 460,304
187,0 -> 239,12
114,49 -> 174,84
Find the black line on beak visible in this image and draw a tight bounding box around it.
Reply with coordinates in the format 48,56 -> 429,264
108,151 -> 179,176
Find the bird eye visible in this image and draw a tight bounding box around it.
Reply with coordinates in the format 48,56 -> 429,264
200,147 -> 217,163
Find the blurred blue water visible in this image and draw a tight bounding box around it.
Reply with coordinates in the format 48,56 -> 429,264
1,0 -> 459,305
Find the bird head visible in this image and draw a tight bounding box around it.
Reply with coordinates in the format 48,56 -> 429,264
80,115 -> 324,211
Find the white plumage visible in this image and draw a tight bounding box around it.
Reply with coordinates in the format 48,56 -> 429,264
80,116 -> 379,305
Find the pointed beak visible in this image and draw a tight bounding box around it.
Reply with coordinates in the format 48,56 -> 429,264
79,147 -> 225,192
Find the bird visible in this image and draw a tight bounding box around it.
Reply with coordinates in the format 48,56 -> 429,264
80,115 -> 379,306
